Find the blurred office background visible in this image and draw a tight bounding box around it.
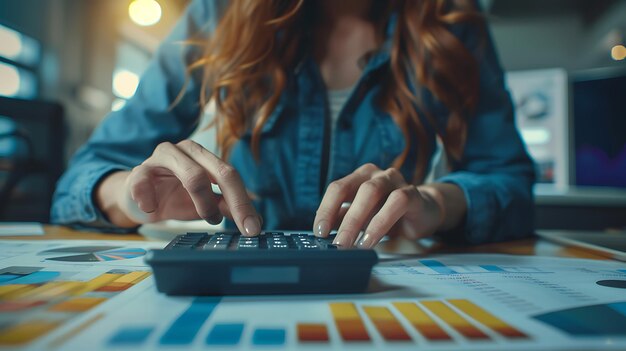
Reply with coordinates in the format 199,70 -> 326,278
0,0 -> 625,228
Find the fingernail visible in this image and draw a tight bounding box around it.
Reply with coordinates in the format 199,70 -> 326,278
243,215 -> 261,236
333,232 -> 346,247
357,233 -> 372,248
315,220 -> 329,237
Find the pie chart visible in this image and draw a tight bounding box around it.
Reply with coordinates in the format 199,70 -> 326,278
38,246 -> 147,262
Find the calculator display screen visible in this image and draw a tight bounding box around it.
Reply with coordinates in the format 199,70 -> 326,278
230,266 -> 300,284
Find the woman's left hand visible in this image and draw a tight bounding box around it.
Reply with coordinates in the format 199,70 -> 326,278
313,163 -> 446,248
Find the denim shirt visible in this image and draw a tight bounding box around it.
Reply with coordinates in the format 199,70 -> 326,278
52,0 -> 536,244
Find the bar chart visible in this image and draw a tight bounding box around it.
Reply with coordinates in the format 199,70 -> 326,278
416,259 -> 552,275
106,297 -> 530,348
0,266 -> 150,346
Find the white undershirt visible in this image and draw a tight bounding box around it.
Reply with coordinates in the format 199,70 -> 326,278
326,86 -> 355,178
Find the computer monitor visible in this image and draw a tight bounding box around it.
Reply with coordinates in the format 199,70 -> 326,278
572,68 -> 626,189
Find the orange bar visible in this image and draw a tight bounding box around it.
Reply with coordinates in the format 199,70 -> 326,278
0,300 -> 45,312
329,303 -> 370,341
393,302 -> 452,341
447,299 -> 528,339
362,306 -> 411,341
96,271 -> 150,292
421,301 -> 490,340
297,323 -> 329,342
0,320 -> 61,346
48,297 -> 107,312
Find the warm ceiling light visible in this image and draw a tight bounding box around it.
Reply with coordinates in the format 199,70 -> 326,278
113,70 -> 140,99
128,0 -> 162,27
611,44 -> 626,61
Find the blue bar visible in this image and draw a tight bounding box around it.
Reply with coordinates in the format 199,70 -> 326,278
0,274 -> 19,284
480,265 -> 506,273
108,326 -> 154,346
252,328 -> 286,346
160,297 -> 221,345
420,260 -> 458,274
5,271 -> 60,285
618,270 -> 626,274
206,323 -> 244,345
610,302 -> 626,317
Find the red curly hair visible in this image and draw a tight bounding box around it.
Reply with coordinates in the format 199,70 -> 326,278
188,0 -> 483,183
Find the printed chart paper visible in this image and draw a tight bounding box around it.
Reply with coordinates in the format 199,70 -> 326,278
0,240 -> 626,350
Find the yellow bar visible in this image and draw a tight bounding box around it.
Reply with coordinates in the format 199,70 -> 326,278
71,273 -> 123,296
114,271 -> 150,284
20,282 -> 83,300
97,271 -> 151,292
0,285 -> 33,300
447,299 -> 528,339
421,301 -> 489,340
48,297 -> 107,312
0,320 -> 61,346
363,306 -> 411,341
330,302 -> 361,319
393,302 -> 452,341
329,302 -> 370,341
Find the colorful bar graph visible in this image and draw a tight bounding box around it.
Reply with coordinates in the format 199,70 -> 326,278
420,260 -> 458,274
0,320 -> 62,346
48,297 -> 107,312
480,265 -> 506,273
448,299 -> 528,339
329,302 -> 370,341
392,302 -> 452,341
363,306 -> 411,341
97,271 -> 150,292
421,301 -> 490,340
108,326 -> 154,346
252,328 -> 286,346
297,323 -> 329,342
159,297 -> 220,345
206,323 -> 244,345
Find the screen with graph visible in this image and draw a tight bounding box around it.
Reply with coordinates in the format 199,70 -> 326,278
0,240 -> 626,351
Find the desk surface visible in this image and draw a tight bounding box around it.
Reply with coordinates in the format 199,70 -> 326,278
0,225 -> 611,261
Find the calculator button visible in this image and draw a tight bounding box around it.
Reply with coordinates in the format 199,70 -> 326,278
267,244 -> 289,250
203,243 -> 229,250
238,246 -> 258,250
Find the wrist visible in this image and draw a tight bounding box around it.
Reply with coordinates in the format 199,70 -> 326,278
95,171 -> 139,228
417,185 -> 447,231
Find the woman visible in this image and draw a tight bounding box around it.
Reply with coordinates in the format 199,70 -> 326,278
52,0 -> 535,248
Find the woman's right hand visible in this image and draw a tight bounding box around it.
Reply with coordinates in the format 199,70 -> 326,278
95,140 -> 262,236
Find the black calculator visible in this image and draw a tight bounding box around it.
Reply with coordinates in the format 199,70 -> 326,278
145,232 -> 378,296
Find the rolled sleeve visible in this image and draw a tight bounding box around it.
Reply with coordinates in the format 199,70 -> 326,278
432,11 -> 536,244
51,164 -> 128,229
51,0 -> 229,229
